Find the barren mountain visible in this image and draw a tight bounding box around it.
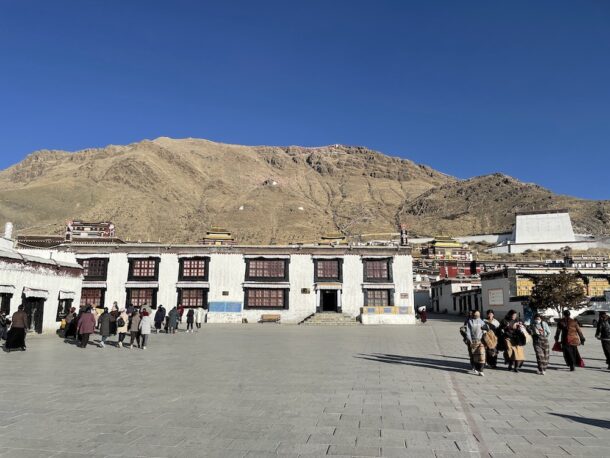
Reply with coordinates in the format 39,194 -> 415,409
0,137 -> 608,243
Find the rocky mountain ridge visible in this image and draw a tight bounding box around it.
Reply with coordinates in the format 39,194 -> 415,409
0,137 -> 608,243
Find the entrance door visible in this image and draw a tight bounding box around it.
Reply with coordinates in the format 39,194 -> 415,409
23,297 -> 45,334
321,290 -> 338,312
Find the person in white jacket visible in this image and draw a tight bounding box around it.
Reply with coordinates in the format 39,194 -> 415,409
195,306 -> 205,331
139,310 -> 152,349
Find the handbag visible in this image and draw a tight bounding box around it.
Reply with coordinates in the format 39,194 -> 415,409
552,341 -> 562,352
578,358 -> 585,368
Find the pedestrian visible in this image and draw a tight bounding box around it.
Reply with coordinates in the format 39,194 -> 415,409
63,307 -> 76,339
186,308 -> 195,332
98,307 -> 111,348
177,303 -> 185,329
528,313 -> 551,375
139,310 -> 152,349
128,310 -> 141,349
5,305 -> 28,351
154,304 -> 166,334
595,311 -> 610,370
465,310 -> 489,376
417,305 -> 427,323
0,310 -> 8,341
554,310 -> 585,371
116,309 -> 128,348
76,307 -> 97,349
500,310 -> 526,373
483,310 -> 500,368
109,302 -> 119,336
195,306 -> 205,330
167,306 -> 178,334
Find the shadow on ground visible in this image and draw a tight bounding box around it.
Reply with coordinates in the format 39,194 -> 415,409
549,413 -> 610,429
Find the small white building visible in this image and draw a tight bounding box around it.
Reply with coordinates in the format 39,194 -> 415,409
0,224 -> 83,333
40,242 -> 415,325
430,277 -> 481,314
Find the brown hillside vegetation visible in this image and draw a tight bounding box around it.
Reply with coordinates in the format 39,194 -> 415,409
0,137 -> 608,243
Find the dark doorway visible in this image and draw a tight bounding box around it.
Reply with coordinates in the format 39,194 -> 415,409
23,297 -> 45,334
321,290 -> 338,312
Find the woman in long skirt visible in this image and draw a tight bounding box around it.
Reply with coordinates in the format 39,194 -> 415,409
554,310 -> 584,371
484,310 -> 500,368
500,310 -> 526,373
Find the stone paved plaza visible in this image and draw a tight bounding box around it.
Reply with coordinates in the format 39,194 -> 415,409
1,318 -> 609,458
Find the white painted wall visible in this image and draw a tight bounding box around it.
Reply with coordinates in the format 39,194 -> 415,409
0,260 -> 82,333
514,212 -> 575,244
342,255 -> 364,317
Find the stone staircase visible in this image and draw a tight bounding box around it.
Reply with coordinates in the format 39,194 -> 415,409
300,312 -> 360,326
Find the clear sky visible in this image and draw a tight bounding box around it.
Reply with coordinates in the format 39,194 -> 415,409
1,1 -> 609,199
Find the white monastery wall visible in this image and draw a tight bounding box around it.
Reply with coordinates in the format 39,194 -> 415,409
514,212 -> 575,244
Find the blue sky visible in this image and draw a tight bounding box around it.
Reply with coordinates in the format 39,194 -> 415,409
1,1 -> 609,199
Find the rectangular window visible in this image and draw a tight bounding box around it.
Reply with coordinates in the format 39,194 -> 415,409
0,293 -> 11,315
127,288 -> 156,308
56,299 -> 73,321
80,288 -> 105,308
246,259 -> 287,280
315,259 -> 342,281
129,258 -> 159,280
245,288 -> 287,308
79,258 -> 108,280
364,259 -> 391,282
179,289 -> 206,308
179,258 -> 208,280
365,289 -> 390,307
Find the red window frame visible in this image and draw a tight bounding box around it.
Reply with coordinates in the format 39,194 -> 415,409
131,259 -> 156,278
245,288 -> 285,308
128,288 -> 154,307
80,258 -> 107,279
247,260 -> 285,279
182,259 -> 206,278
366,289 -> 390,307
180,289 -> 206,308
80,288 -> 104,308
364,260 -> 390,281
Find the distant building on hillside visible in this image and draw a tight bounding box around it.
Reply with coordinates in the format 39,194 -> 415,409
17,220 -> 123,248
199,227 -> 236,246
490,210 -> 604,254
66,221 -> 115,241
421,237 -> 473,261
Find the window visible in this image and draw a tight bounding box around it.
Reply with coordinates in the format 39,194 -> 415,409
245,288 -> 287,308
179,289 -> 207,308
78,258 -> 108,280
365,289 -> 391,307
315,259 -> 342,282
0,293 -> 11,315
127,288 -> 156,308
129,258 -> 159,280
179,258 -> 208,280
246,259 -> 288,281
364,259 -> 392,282
56,299 -> 73,321
80,288 -> 105,308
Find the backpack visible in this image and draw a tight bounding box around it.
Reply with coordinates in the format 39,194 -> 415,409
117,317 -> 125,328
483,330 -> 497,349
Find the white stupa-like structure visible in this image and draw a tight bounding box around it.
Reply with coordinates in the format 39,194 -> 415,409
490,209 -> 601,254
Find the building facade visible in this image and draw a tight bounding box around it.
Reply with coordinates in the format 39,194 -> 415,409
1,228 -> 83,333
45,243 -> 414,325
430,278 -> 481,314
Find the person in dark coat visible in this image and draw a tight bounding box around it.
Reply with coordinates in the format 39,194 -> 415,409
555,309 -> 585,371
109,302 -> 119,335
0,310 -> 8,341
77,307 -> 97,349
5,305 -> 28,351
167,307 -> 178,334
154,305 -> 166,334
98,308 -> 111,348
186,308 -> 195,333
596,312 -> 610,370
128,311 -> 141,349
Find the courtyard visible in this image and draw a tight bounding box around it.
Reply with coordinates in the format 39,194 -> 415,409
1,318 -> 609,458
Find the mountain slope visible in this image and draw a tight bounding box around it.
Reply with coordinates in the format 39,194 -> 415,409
0,138 -> 608,243
0,138 -> 452,243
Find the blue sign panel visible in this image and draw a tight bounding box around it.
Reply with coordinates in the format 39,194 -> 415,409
208,301 -> 242,313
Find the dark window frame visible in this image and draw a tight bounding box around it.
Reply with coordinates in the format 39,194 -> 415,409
314,258 -> 343,283
363,289 -> 394,307
245,258 -> 290,282
0,293 -> 12,315
56,299 -> 73,321
128,257 -> 160,281
177,288 -> 209,309
243,288 -> 289,309
77,258 -> 109,281
178,257 -> 210,281
126,288 -> 158,309
363,258 -> 393,283
80,288 -> 106,308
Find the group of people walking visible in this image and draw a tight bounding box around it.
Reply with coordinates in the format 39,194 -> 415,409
62,303 -> 206,349
462,308 -> 610,375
